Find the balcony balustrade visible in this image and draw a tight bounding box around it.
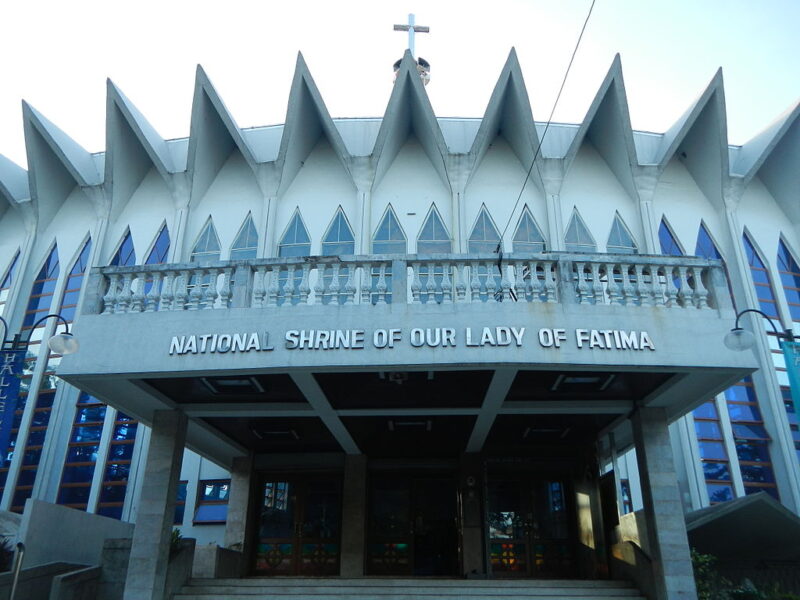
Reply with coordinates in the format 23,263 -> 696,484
87,253 -> 727,315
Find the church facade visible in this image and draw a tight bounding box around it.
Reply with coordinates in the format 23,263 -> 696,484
0,51 -> 798,599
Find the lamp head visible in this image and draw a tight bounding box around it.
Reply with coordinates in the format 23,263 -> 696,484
724,327 -> 756,352
48,332 -> 79,355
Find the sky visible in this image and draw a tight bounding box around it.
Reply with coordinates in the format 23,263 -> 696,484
1,0 -> 798,169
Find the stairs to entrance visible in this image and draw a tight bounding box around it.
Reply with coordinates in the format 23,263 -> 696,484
173,577 -> 646,600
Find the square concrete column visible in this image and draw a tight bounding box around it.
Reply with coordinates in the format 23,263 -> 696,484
340,455 -> 366,576
632,407 -> 697,600
123,410 -> 187,600
224,454 -> 254,574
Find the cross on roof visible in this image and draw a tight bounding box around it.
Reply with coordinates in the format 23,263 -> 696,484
393,13 -> 429,58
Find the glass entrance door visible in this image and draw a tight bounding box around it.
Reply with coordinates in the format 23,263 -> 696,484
366,475 -> 459,576
254,476 -> 341,576
487,477 -> 574,578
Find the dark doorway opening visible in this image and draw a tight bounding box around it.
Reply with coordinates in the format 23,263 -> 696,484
253,475 -> 342,576
366,474 -> 459,576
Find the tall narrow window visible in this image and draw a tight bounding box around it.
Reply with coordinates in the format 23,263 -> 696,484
0,250 -> 20,316
606,214 -> 637,254
96,411 -> 139,519
693,401 -> 734,503
230,214 -> 258,261
322,208 -> 355,256
321,209 -> 355,304
512,208 -> 545,253
775,240 -> 800,464
695,224 -> 721,260
145,224 -> 170,265
278,211 -> 311,257
416,206 -> 451,254
191,219 -> 221,265
0,245 -> 59,508
110,231 -> 136,266
14,239 -> 93,512
742,233 -> 778,319
277,211 -> 311,305
373,206 -> 407,254
371,206 -> 406,304
658,219 -> 683,256
468,206 -> 501,254
468,207 -> 502,300
564,210 -> 596,253
725,378 -> 779,501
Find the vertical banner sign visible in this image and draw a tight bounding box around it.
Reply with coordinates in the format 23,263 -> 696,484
0,350 -> 24,457
782,341 -> 800,413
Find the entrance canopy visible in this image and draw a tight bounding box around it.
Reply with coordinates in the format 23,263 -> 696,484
59,254 -> 756,468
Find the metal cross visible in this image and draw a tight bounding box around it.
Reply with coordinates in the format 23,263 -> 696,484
393,13 -> 429,58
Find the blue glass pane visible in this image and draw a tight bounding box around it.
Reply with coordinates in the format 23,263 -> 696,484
12,489 -> 32,508
565,212 -> 596,253
658,221 -> 683,256
736,441 -> 771,462
1,251 -> 20,288
110,233 -> 136,267
99,484 -> 128,502
71,426 -> 103,443
698,441 -> 727,460
176,482 -> 188,502
706,484 -> 734,503
727,403 -> 762,422
113,423 -> 138,441
732,424 -> 770,440
61,465 -> 96,484
374,207 -> 406,248
104,463 -> 131,482
695,421 -> 722,439
67,445 -> 99,462
693,402 -> 718,419
280,213 -> 311,247
76,406 -> 107,423
194,503 -> 228,523
702,462 -> 730,481
146,226 -> 171,265
201,481 -> 230,501
16,470 -> 36,486
26,429 -> 46,445
97,505 -> 123,519
22,449 -> 41,466
58,486 -> 91,505
724,385 -> 757,402
740,464 -> 776,483
174,503 -> 186,525
695,225 -> 721,259
108,443 -> 134,461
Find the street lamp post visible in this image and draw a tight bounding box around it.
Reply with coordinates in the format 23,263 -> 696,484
0,313 -> 79,355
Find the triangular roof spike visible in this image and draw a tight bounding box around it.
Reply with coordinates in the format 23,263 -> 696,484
0,154 -> 30,214
656,69 -> 730,206
468,48 -> 543,191
22,102 -> 102,188
186,65 -> 259,203
371,51 -> 452,192
106,79 -> 175,180
563,54 -> 639,201
276,53 -> 354,197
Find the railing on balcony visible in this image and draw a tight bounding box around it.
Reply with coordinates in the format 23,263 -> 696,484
89,253 -> 728,315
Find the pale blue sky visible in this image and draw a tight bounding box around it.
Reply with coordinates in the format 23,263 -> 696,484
1,0 -> 798,167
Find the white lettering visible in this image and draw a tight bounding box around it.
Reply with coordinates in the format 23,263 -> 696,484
576,329 -> 590,348
169,336 -> 185,355
410,328 -> 425,347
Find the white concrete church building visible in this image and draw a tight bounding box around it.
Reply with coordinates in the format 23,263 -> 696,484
0,49 -> 798,600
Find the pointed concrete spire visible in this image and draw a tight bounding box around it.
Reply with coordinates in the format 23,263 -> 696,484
276,52 -> 354,196
468,48 -> 543,191
655,69 -> 729,208
0,154 -> 30,222
187,65 -> 259,203
22,101 -> 103,230
735,100 -> 800,183
563,55 -> 639,201
371,50 -> 451,191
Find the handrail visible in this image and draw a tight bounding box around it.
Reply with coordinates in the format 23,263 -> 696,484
9,541 -> 25,600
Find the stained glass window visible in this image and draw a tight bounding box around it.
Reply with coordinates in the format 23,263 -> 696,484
513,208 -> 545,254
606,214 -> 637,254
373,206 -> 406,254
110,231 -> 136,267
191,219 -> 221,265
230,214 -> 258,260
417,206 -> 451,254
658,219 -> 683,256
145,224 -> 170,265
564,210 -> 595,253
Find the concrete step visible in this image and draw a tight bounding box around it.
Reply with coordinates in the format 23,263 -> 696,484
174,578 -> 644,600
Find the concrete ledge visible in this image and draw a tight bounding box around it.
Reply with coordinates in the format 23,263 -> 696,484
49,565 -> 101,600
191,544 -> 243,579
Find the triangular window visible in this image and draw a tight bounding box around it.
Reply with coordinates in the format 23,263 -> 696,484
110,230 -> 136,266
24,244 -> 60,328
191,219 -> 221,265
695,224 -> 722,260
468,206 -> 501,254
606,214 -> 637,254
777,240 -> 800,322
417,205 -> 451,254
512,208 -> 545,253
322,208 -> 355,256
230,214 -> 258,260
658,219 -> 683,256
743,233 -> 778,319
373,205 -> 407,254
145,224 -> 171,265
564,210 -> 596,253
278,210 -> 311,258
